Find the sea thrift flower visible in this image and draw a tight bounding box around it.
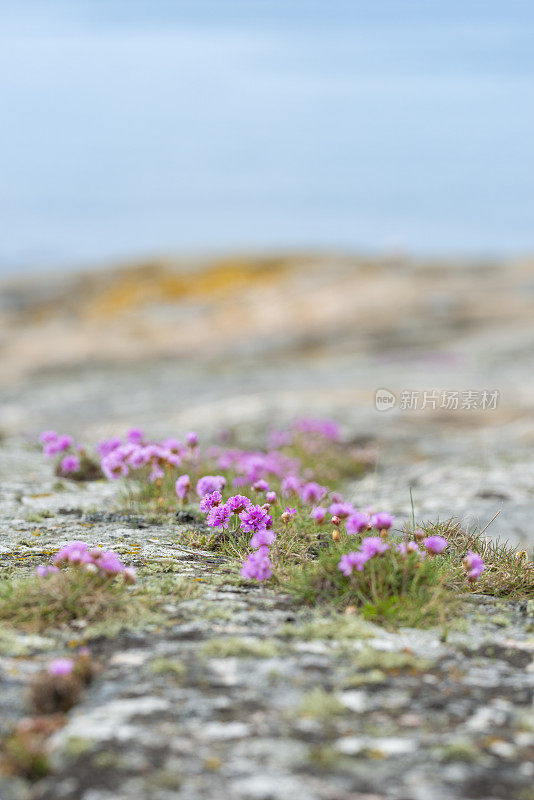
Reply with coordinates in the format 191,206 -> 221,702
56,434 -> 74,452
39,430 -> 58,444
463,551 -> 485,581
149,464 -> 165,482
36,565 -> 59,578
61,455 -> 80,474
252,479 -> 269,492
329,502 -> 354,519
311,506 -> 327,524
226,494 -> 252,514
175,474 -> 191,500
206,504 -> 231,530
338,551 -> 369,576
93,551 -> 125,575
127,427 -> 144,444
239,504 -> 272,534
196,475 -> 226,497
163,437 -> 184,453
43,433 -> 74,457
240,546 -> 272,581
96,437 -> 122,457
370,512 -> 394,531
53,541 -> 92,566
250,528 -> 277,548
345,512 -> 370,536
422,535 -> 448,554
200,490 -> 222,512
186,432 -> 199,447
48,658 -> 75,677
281,476 -> 301,496
265,491 -> 277,505
123,567 -> 137,584
360,536 -> 389,557
293,417 -> 340,441
101,450 -> 129,479
300,481 -> 327,504
396,541 -> 420,557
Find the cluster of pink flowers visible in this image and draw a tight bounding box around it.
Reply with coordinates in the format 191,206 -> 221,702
39,431 -> 81,475
292,417 -> 341,441
192,479 -> 276,580
338,536 -> 390,575
36,540 -> 137,584
98,428 -> 199,483
337,530 -> 485,584
213,448 -> 299,487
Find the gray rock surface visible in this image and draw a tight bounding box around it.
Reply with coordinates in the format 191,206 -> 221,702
1,445 -> 533,800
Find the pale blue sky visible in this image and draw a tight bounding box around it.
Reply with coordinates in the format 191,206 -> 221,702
0,1 -> 533,273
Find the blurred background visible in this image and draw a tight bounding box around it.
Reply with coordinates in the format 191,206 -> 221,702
1,0 -> 534,543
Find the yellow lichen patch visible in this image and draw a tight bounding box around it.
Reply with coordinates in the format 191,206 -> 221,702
79,256 -> 290,320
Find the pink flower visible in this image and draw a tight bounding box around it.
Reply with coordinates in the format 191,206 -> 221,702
463,550 -> 485,581
396,541 -> 420,557
239,504 -> 272,534
281,476 -> 302,496
265,491 -> 277,505
300,481 -> 327,504
329,502 -> 354,519
39,430 -> 58,444
338,551 -> 369,576
345,512 -> 370,536
250,528 -> 277,548
226,494 -> 252,514
186,432 -> 199,448
127,427 -> 144,444
360,536 -> 389,557
48,658 -> 75,677
101,449 -> 130,480
149,465 -> 165,482
43,433 -> 74,457
36,565 -> 59,578
96,437 -> 122,457
206,504 -> 231,530
422,535 -> 448,554
93,551 -> 125,575
175,474 -> 191,500
240,546 -> 272,581
53,541 -> 92,566
311,506 -> 327,524
370,512 -> 394,531
200,491 -> 222,512
123,567 -> 137,584
293,418 -> 340,441
253,479 -> 269,492
196,475 -> 226,497
61,455 -> 80,474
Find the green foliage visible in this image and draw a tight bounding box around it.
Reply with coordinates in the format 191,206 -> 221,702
0,567 -> 202,634
421,519 -> 534,599
282,540 -> 454,628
